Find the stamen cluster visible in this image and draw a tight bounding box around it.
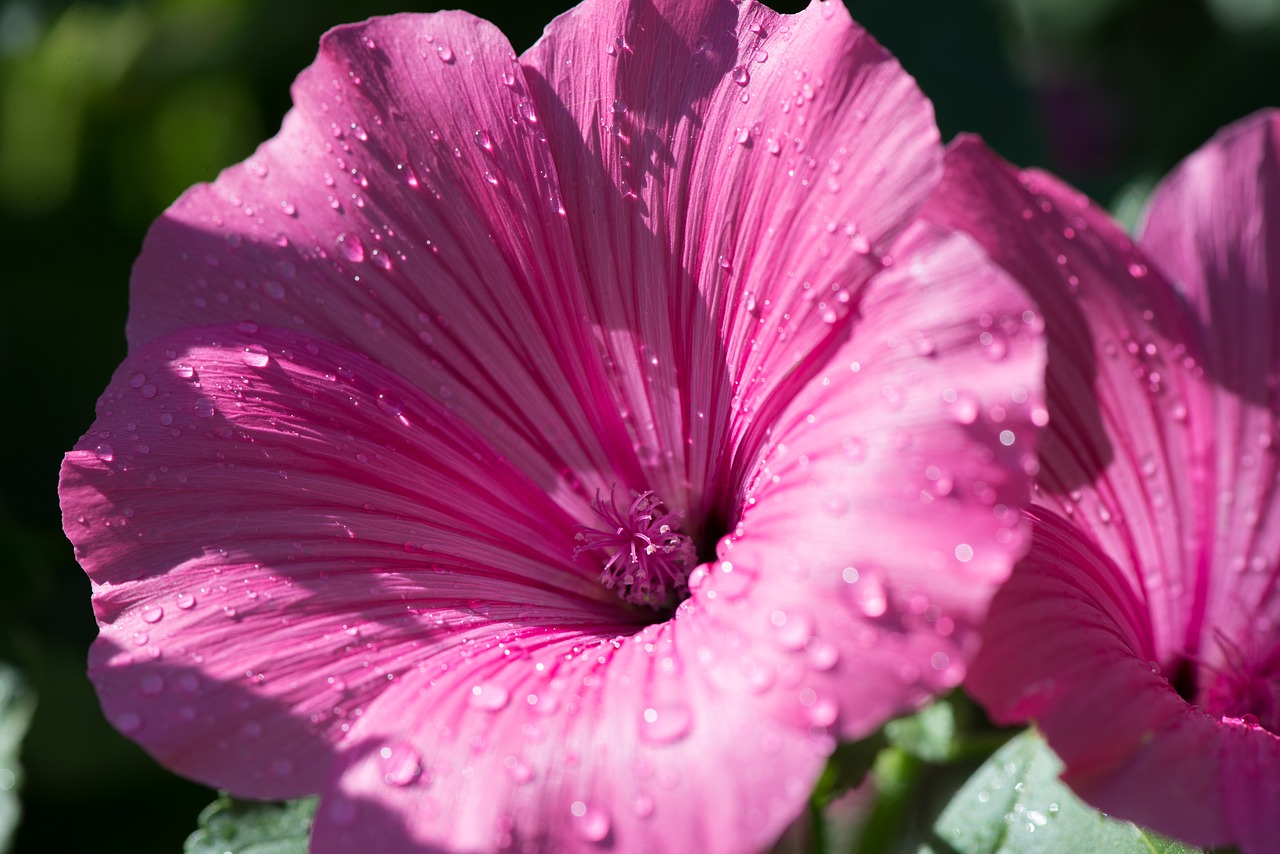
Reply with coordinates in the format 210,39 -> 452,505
575,489 -> 696,608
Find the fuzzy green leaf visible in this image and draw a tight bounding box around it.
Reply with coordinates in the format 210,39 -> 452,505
184,795 -> 317,854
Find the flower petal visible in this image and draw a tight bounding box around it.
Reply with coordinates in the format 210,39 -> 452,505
61,326 -> 639,796
521,0 -> 941,520
923,138 -> 1212,658
968,510 -> 1231,848
946,132 -> 1280,851
1220,721 -> 1280,854
1137,109 -> 1280,658
310,616 -> 828,853
705,221 -> 1045,740
128,12 -> 641,508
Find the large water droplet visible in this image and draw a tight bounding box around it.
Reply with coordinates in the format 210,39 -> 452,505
380,743 -> 425,786
242,346 -> 270,368
571,802 -> 611,843
468,682 -> 510,711
639,703 -> 692,744
336,232 -> 365,263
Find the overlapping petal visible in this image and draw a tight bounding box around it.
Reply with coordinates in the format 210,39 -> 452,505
61,1 -> 1046,851
948,113 -> 1280,851
522,0 -> 941,522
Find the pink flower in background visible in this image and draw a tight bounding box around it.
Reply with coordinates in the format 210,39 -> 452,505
60,0 -> 1044,850
930,111 -> 1280,852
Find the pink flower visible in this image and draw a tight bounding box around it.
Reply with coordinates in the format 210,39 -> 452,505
60,1 -> 1045,850
930,110 -> 1280,852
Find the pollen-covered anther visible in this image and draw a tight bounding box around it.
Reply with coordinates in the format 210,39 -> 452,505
574,488 -> 696,608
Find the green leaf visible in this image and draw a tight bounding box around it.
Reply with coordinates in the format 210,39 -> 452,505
885,699 -> 957,763
184,795 -> 317,854
0,664 -> 35,854
921,729 -> 1204,854
1110,174 -> 1159,235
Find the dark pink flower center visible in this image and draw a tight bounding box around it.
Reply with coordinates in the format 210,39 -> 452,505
1192,633 -> 1280,732
574,489 -> 696,609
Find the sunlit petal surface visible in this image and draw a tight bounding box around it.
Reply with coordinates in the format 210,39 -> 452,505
948,112 -> 1280,852
60,1 -> 1045,850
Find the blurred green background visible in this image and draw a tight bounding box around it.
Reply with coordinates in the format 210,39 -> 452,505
1,0 -> 1277,850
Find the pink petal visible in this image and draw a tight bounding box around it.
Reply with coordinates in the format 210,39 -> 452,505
521,0 -> 942,522
61,326 -> 637,796
1137,109 -> 1280,659
708,220 -> 1045,740
310,616 -> 829,853
1220,720 -> 1280,854
128,12 -> 642,507
947,130 -> 1280,852
923,139 -> 1212,658
967,510 -> 1232,848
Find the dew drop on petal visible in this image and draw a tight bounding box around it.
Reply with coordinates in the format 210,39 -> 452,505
336,232 -> 365,263
469,682 -> 510,711
639,703 -> 692,743
139,674 -> 165,697
242,346 -> 270,368
732,65 -> 750,85
141,606 -> 164,624
571,802 -> 610,843
193,398 -> 215,418
116,711 -> 142,733
380,743 -> 425,787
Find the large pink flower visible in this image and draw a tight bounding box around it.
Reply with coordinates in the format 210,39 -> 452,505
934,111 -> 1280,852
60,1 -> 1045,850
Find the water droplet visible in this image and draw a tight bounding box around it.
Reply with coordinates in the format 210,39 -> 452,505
469,682 -> 510,711
504,755 -> 535,783
639,704 -> 692,743
437,44 -> 454,63
380,743 -> 425,786
264,281 -> 287,301
949,391 -> 980,424
804,692 -> 839,727
242,346 -> 270,368
94,443 -> 115,462
571,802 -> 610,843
176,592 -> 197,610
141,606 -> 164,624
116,711 -> 142,733
771,609 -> 813,651
193,398 -> 215,418
1128,261 -> 1148,279
474,129 -> 492,150
732,65 -> 750,85
846,569 -> 888,617
336,232 -> 365,263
